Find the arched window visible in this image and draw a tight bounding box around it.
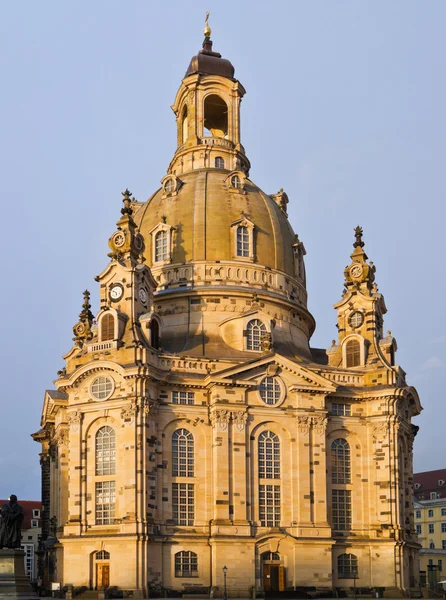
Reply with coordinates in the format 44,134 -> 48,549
430,542 -> 435,549
96,427 -> 116,476
261,551 -> 280,562
338,553 -> 358,578
175,551 -> 198,577
215,156 -> 225,169
346,339 -> 361,367
203,95 -> 228,137
231,174 -> 241,189
237,226 -> 249,257
181,106 -> 188,143
150,319 -> 160,349
258,431 -> 280,479
101,314 -> 114,341
155,230 -> 168,262
331,439 -> 351,484
247,319 -> 266,351
96,550 -> 110,560
258,430 -> 281,527
172,429 -> 194,477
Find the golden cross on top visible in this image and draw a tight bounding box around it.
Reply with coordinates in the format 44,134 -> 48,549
204,11 -> 211,38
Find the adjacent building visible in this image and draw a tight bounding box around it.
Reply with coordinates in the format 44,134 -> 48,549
32,24 -> 422,598
414,470 -> 446,587
1,499 -> 42,582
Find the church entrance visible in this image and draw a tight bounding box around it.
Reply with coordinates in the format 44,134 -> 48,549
261,552 -> 285,592
95,550 -> 110,589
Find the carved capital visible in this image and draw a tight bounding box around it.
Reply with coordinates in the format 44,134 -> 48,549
297,415 -> 310,435
210,408 -> 231,430
312,415 -> 327,436
232,410 -> 248,431
143,398 -> 158,418
121,403 -> 137,425
67,410 -> 83,432
372,420 -> 388,440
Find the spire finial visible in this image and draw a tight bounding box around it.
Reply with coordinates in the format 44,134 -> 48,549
204,11 -> 211,39
121,188 -> 133,216
353,225 -> 364,248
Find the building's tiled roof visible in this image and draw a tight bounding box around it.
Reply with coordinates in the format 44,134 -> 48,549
45,389 -> 68,400
0,499 -> 42,529
413,469 -> 446,500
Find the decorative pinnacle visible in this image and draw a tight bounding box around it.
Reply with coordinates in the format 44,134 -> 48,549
204,11 -> 211,39
79,290 -> 93,322
121,188 -> 133,216
353,225 -> 364,248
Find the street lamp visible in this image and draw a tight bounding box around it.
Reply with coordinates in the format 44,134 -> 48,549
223,565 -> 228,600
352,566 -> 358,600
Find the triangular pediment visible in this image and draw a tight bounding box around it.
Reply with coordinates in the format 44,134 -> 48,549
210,354 -> 337,392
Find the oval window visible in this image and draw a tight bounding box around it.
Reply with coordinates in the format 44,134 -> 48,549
349,311 -> 364,328
259,376 -> 282,405
90,376 -> 114,401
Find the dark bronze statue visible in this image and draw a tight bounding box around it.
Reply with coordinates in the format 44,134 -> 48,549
0,495 -> 24,549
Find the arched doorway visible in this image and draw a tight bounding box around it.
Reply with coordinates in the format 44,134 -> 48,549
261,551 -> 285,592
95,550 -> 110,589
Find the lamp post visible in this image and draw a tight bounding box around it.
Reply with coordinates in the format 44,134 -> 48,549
223,565 -> 228,600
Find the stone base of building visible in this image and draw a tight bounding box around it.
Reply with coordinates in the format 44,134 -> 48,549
0,549 -> 38,599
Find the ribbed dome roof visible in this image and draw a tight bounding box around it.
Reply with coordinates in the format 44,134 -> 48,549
134,170 -> 297,277
185,38 -> 235,80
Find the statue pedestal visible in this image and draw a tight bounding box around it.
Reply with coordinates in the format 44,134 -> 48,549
0,549 -> 38,599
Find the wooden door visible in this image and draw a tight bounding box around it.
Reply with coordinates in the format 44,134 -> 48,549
97,563 -> 110,589
263,564 -> 271,591
278,566 -> 286,591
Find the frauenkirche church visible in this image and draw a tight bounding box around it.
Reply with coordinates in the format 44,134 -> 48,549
33,20 -> 422,598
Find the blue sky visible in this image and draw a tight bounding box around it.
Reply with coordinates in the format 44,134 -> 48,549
1,1 -> 445,499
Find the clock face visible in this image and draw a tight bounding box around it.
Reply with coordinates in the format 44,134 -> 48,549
113,232 -> 125,248
139,287 -> 148,305
110,284 -> 123,301
76,323 -> 85,334
350,265 -> 363,278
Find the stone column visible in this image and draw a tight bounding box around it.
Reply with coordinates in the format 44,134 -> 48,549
231,410 -> 249,525
311,414 -> 329,527
210,408 -> 231,524
296,415 -> 312,525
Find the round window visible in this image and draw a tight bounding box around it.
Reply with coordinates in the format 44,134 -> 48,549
259,376 -> 282,405
164,178 -> 176,194
349,311 -> 364,328
90,376 -> 114,400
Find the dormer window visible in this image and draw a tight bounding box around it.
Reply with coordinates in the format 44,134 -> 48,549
150,222 -> 174,266
164,179 -> 175,194
161,175 -> 182,198
155,231 -> 168,262
246,319 -> 266,351
230,215 -> 255,262
215,156 -> 225,169
225,171 -> 246,194
231,174 -> 241,189
237,226 -> 249,257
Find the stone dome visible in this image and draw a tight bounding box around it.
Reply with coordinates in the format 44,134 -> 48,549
134,170 -> 297,279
